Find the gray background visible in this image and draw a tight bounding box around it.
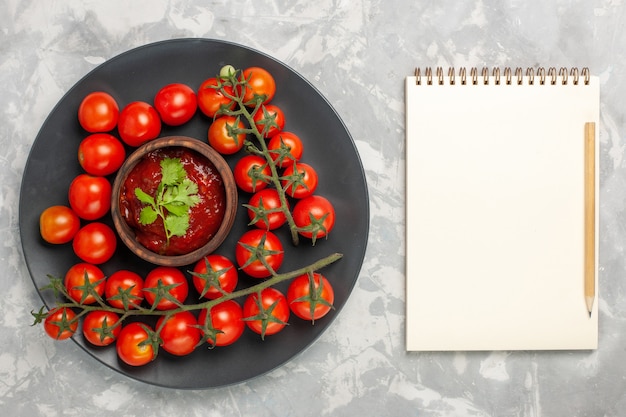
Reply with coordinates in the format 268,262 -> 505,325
2,1 -> 625,416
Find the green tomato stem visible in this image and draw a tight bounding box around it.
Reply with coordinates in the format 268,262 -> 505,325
219,70 -> 301,246
48,252 -> 343,319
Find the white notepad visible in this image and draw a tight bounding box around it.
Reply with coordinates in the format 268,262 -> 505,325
405,67 -> 599,351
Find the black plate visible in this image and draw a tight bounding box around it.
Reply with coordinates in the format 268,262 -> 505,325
18,38 -> 369,389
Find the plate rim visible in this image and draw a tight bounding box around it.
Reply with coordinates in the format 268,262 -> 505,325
18,37 -> 370,389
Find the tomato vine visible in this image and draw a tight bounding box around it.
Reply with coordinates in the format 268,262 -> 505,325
32,253 -> 342,334
32,64 -> 342,364
208,69 -> 302,245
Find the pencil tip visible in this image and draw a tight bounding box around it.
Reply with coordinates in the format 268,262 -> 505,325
585,296 -> 595,318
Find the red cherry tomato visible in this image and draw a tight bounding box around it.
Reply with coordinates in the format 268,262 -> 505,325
117,101 -> 161,146
197,77 -> 235,118
39,205 -> 80,244
208,115 -> 246,154
78,91 -> 119,133
116,322 -> 155,366
64,263 -> 106,305
287,272 -> 335,322
246,188 -> 288,230
82,310 -> 121,346
68,174 -> 111,220
156,311 -> 201,356
153,83 -> 198,126
72,222 -> 117,265
43,307 -> 78,340
252,104 -> 285,138
292,195 -> 336,243
233,155 -> 271,193
267,131 -> 304,168
105,270 -> 144,310
235,229 -> 284,278
143,266 -> 189,310
241,67 -> 276,106
281,162 -> 318,199
78,133 -> 126,176
243,288 -> 289,338
191,254 -> 238,300
198,300 -> 245,347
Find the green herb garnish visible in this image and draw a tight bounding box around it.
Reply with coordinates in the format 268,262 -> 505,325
134,157 -> 201,246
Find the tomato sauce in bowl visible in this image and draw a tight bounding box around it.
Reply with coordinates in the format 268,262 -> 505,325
119,147 -> 225,256
111,136 -> 238,267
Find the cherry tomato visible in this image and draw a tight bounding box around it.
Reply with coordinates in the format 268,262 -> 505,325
292,195 -> 336,243
116,322 -> 155,366
39,205 -> 80,244
68,174 -> 111,220
246,188 -> 287,230
281,162 -> 318,199
72,222 -> 117,264
287,272 -> 335,322
252,104 -> 285,138
243,288 -> 290,338
153,83 -> 198,126
197,77 -> 235,118
105,270 -> 144,310
156,311 -> 201,356
207,115 -> 246,154
235,229 -> 284,278
117,101 -> 161,147
143,266 -> 189,310
241,67 -> 276,106
267,131 -> 304,168
78,91 -> 119,133
64,263 -> 106,305
82,310 -> 121,346
233,155 -> 271,193
78,133 -> 126,176
43,307 -> 78,340
198,300 -> 245,347
191,254 -> 238,300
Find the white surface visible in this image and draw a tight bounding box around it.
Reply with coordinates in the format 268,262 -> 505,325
2,1 -> 626,416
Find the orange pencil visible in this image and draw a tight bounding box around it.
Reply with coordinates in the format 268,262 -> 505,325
584,122 -> 596,317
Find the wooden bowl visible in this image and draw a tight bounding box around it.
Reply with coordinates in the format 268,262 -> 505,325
111,136 -> 238,266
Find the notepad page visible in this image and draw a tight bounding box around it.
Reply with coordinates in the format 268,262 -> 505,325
405,75 -> 599,351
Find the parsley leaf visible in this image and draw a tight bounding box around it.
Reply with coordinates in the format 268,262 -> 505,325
139,206 -> 158,225
164,213 -> 190,238
134,157 -> 200,246
160,157 -> 187,186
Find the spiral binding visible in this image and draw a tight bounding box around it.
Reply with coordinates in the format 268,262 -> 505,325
414,67 -> 591,86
